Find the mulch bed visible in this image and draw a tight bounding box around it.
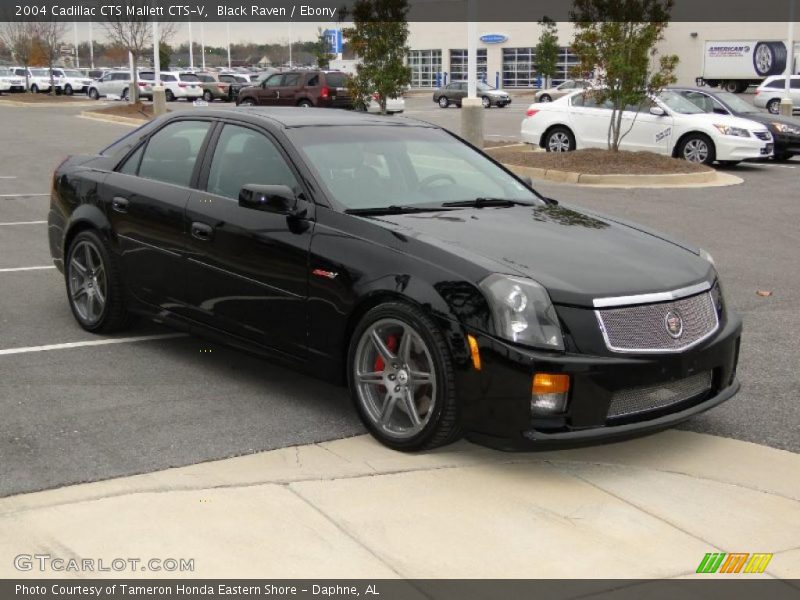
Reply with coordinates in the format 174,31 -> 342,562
0,93 -> 88,103
92,103 -> 158,120
485,147 -> 712,174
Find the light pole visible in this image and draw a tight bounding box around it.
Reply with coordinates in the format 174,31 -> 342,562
460,0 -> 484,148
189,21 -> 194,70
780,0 -> 796,116
73,22 -> 80,68
226,21 -> 231,69
201,23 -> 206,70
88,21 -> 94,69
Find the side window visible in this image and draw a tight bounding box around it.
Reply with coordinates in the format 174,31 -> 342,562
559,81 -> 575,90
264,74 -> 283,87
711,98 -> 730,115
283,73 -> 300,87
791,79 -> 800,89
206,124 -> 299,201
138,121 -> 211,187
766,79 -> 784,89
118,144 -> 145,175
306,74 -> 319,87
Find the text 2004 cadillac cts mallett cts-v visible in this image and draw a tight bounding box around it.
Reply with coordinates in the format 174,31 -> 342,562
47,108 -> 742,451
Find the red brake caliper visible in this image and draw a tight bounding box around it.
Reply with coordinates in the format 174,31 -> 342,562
374,334 -> 399,375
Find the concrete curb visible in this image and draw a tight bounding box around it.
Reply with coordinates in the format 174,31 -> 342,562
0,99 -> 99,108
79,110 -> 148,126
1,430 -> 798,579
504,163 -> 741,188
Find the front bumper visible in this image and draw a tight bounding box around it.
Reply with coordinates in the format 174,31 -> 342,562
772,132 -> 800,155
714,135 -> 773,160
459,309 -> 742,450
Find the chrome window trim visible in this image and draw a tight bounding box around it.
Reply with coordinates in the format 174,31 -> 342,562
592,280 -> 711,308
595,292 -> 720,354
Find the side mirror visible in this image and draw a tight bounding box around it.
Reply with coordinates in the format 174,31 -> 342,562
649,106 -> 666,117
521,176 -> 533,187
239,184 -> 297,215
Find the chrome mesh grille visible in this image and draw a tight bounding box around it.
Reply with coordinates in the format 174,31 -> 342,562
596,292 -> 718,353
608,371 -> 713,419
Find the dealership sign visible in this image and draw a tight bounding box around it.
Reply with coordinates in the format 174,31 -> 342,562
480,34 -> 508,44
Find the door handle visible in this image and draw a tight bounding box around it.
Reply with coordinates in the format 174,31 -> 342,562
112,196 -> 129,213
191,221 -> 214,241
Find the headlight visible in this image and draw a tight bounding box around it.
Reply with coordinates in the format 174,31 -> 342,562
713,124 -> 751,137
479,274 -> 564,350
699,248 -> 715,265
771,122 -> 800,135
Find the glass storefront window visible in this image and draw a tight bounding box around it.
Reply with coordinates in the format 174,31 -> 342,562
408,50 -> 443,88
449,49 -> 488,83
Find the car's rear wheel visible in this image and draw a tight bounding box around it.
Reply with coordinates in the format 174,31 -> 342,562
66,230 -> 134,333
64,84 -> 73,96
438,95 -> 449,108
348,302 -> 460,451
723,81 -> 739,93
203,90 -> 213,102
678,133 -> 715,165
539,94 -> 552,102
121,87 -> 129,101
88,87 -> 99,100
767,98 -> 781,115
545,127 -> 575,152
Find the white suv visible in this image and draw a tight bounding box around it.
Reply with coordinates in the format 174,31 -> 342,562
0,68 -> 25,92
51,68 -> 94,96
159,72 -> 203,101
11,67 -> 64,93
754,75 -> 800,115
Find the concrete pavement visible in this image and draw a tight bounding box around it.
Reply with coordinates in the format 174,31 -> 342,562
2,430 -> 799,580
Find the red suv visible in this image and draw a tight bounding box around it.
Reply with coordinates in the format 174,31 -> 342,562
236,70 -> 352,109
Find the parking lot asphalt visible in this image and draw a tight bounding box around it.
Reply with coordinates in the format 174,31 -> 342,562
0,100 -> 798,499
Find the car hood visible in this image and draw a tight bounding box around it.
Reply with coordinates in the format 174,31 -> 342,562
738,112 -> 800,130
364,204 -> 713,307
677,112 -> 770,132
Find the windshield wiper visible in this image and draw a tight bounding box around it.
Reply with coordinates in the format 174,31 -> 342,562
345,205 -> 453,216
441,197 -> 531,208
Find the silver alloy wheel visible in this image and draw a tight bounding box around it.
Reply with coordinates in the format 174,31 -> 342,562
767,99 -> 780,115
683,138 -> 709,163
540,94 -> 552,102
755,44 -> 773,74
482,96 -> 491,108
68,240 -> 107,325
438,96 -> 448,108
240,98 -> 254,106
548,131 -> 571,152
353,318 -> 436,440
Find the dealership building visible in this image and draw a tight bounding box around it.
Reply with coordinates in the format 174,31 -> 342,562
405,21 -> 799,88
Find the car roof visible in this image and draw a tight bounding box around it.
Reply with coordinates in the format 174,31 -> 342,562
165,107 -> 433,129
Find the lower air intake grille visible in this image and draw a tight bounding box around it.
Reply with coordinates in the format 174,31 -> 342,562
608,371 -> 713,419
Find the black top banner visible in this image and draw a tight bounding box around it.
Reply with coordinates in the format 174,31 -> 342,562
3,0 -> 800,22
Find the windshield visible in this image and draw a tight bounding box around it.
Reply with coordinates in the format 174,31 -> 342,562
64,70 -> 82,77
477,82 -> 495,91
287,126 -> 541,210
31,69 -> 48,76
657,90 -> 705,114
714,91 -> 760,113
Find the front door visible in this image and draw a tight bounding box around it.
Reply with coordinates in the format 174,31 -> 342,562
275,72 -> 302,106
619,100 -> 674,155
255,73 -> 283,105
184,122 -> 313,357
103,119 -> 214,310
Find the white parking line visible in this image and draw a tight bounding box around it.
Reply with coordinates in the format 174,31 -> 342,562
0,221 -> 46,226
0,193 -> 50,197
0,333 -> 187,357
759,163 -> 796,169
0,176 -> 17,179
0,266 -> 56,273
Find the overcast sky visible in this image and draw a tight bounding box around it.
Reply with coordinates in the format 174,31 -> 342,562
73,21 -> 336,47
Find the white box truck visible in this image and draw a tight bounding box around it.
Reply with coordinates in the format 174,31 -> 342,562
697,40 -> 800,93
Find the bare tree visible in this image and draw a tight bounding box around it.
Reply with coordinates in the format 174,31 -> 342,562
33,22 -> 68,96
0,20 -> 38,91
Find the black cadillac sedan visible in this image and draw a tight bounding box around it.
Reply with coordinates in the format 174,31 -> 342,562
672,87 -> 800,161
48,108 -> 741,451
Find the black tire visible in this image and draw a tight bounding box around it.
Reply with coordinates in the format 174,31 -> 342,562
30,84 -> 39,94
88,87 -> 99,100
121,87 -> 129,101
64,84 -> 73,96
544,126 -> 576,153
438,95 -> 449,108
539,94 -> 552,102
347,302 -> 461,451
481,96 -> 491,108
677,133 -> 716,165
165,89 -> 175,102
718,160 -> 741,167
297,99 -> 313,107
752,41 -> 787,77
239,97 -> 255,106
65,230 -> 135,334
773,152 -> 794,162
203,90 -> 213,102
767,98 -> 781,115
723,81 -> 739,93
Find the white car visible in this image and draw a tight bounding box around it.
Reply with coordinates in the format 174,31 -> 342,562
521,89 -> 774,165
367,92 -> 405,114
50,68 -> 94,96
11,67 -> 63,94
0,68 -> 25,92
159,72 -> 203,102
753,75 -> 800,115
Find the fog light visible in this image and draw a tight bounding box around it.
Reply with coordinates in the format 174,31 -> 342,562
531,373 -> 570,415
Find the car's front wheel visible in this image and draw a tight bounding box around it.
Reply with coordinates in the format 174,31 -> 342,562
482,96 -> 491,108
66,230 -> 134,333
545,127 -> 575,152
64,84 -> 73,96
678,133 -> 716,165
30,84 -> 39,93
438,95 -> 449,108
348,302 -> 461,451
239,97 -> 255,106
773,152 -> 794,162
88,87 -> 99,100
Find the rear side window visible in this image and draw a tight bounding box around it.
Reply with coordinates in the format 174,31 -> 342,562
792,79 -> 800,89
162,74 -> 176,82
325,73 -> 346,88
138,121 -> 211,187
180,74 -> 200,82
306,74 -> 320,87
766,79 -> 784,89
206,124 -> 298,200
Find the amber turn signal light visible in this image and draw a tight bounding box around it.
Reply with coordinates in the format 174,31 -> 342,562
532,373 -> 570,395
467,334 -> 482,371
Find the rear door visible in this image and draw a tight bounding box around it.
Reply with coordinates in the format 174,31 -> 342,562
103,119 -> 214,310
183,122 -> 314,356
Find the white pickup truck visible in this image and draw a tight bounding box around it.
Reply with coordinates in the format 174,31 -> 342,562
697,40 -> 800,93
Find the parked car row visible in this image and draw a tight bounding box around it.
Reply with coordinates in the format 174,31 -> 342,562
432,81 -> 511,108
521,85 -> 800,164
